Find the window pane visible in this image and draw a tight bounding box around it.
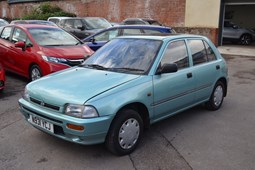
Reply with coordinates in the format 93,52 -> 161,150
74,20 -> 83,29
12,28 -> 27,43
143,29 -> 161,34
203,41 -> 216,61
123,29 -> 142,35
161,40 -> 189,69
0,27 -> 12,40
94,29 -> 118,41
188,40 -> 207,65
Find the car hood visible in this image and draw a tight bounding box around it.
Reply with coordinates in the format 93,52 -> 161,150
39,45 -> 93,59
27,67 -> 140,106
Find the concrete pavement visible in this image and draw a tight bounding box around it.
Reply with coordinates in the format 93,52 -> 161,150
218,44 -> 255,57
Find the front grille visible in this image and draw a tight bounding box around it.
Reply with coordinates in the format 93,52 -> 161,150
66,59 -> 85,66
23,106 -> 63,124
30,97 -> 60,111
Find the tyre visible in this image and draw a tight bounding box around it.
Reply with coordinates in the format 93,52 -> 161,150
206,81 -> 225,111
105,109 -> 143,156
239,34 -> 252,45
29,65 -> 42,81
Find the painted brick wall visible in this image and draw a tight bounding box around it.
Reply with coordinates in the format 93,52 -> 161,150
0,0 -> 218,44
1,0 -> 186,26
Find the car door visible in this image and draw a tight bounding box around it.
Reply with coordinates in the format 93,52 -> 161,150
153,40 -> 196,121
6,27 -> 33,76
0,26 -> 14,71
186,39 -> 220,103
223,21 -> 240,39
89,28 -> 119,51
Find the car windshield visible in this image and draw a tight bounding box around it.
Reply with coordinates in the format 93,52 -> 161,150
84,18 -> 112,30
83,38 -> 162,74
28,27 -> 80,46
0,21 -> 8,27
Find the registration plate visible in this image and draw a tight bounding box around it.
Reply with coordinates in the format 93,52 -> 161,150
29,115 -> 54,133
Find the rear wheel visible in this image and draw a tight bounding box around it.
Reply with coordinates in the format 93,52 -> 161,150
105,109 -> 143,156
29,65 -> 42,81
206,81 -> 225,110
239,34 -> 252,45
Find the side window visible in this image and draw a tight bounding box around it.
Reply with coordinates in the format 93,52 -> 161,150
73,20 -> 83,29
122,29 -> 142,35
64,20 -> 74,28
94,29 -> 118,41
0,27 -> 12,41
12,28 -> 27,43
161,40 -> 189,70
203,41 -> 217,61
143,29 -> 161,34
49,19 -> 59,25
124,21 -> 136,25
135,21 -> 146,25
188,40 -> 207,66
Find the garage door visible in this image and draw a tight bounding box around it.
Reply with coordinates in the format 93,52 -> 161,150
219,0 -> 255,46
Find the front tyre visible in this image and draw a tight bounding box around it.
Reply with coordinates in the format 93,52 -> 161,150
29,65 -> 42,81
206,81 -> 225,111
239,34 -> 252,45
105,109 -> 143,156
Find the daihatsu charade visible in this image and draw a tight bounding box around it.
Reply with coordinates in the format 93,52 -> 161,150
19,34 -> 228,156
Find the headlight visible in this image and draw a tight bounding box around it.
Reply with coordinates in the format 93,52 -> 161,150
65,104 -> 99,118
42,55 -> 67,64
23,86 -> 30,101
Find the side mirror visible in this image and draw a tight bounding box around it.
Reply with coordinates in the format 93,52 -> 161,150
156,63 -> 178,75
15,41 -> 26,51
232,25 -> 238,29
90,37 -> 96,44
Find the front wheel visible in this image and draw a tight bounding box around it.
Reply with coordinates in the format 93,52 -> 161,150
105,109 -> 143,156
206,81 -> 225,110
239,34 -> 252,45
29,65 -> 42,81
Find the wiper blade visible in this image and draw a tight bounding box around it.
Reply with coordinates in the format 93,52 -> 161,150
112,67 -> 145,72
84,64 -> 108,70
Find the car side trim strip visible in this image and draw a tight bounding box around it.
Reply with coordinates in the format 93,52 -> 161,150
152,83 -> 212,106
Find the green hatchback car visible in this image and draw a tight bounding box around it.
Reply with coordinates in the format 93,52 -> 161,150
19,34 -> 228,156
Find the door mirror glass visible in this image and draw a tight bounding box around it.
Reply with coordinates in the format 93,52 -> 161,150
156,63 -> 178,75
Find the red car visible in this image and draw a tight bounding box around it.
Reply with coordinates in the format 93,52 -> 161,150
0,63 -> 5,91
0,24 -> 94,81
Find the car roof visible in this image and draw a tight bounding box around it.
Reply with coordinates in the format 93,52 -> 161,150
48,17 -> 72,19
110,25 -> 170,29
7,24 -> 59,29
117,34 -> 206,41
123,18 -> 157,21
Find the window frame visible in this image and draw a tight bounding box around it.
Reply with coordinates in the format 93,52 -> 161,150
158,39 -> 190,72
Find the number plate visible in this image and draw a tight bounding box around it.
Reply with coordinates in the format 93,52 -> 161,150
28,115 -> 54,133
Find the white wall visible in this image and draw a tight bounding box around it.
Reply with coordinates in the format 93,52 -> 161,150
185,0 -> 221,28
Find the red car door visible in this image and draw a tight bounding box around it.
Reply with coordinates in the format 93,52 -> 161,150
5,27 -> 34,77
0,26 -> 14,71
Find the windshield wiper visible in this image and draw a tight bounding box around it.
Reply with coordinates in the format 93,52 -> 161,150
112,67 -> 145,72
83,64 -> 108,70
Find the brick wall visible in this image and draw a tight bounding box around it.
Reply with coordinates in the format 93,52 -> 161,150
0,0 -> 218,44
1,0 -> 186,26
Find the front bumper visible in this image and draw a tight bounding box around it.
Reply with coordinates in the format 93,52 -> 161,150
18,98 -> 114,145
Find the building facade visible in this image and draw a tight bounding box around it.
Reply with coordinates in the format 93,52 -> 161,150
1,0 -> 255,45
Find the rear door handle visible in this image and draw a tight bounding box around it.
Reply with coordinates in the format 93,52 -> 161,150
216,65 -> 220,70
187,72 -> 192,78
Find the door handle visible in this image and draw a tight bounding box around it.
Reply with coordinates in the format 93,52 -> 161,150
216,65 -> 220,70
187,72 -> 192,78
